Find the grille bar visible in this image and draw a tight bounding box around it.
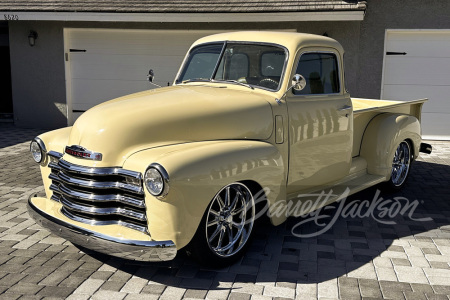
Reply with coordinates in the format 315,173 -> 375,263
58,159 -> 142,180
60,205 -> 148,234
59,196 -> 147,222
50,183 -> 145,209
50,171 -> 144,195
48,152 -> 148,234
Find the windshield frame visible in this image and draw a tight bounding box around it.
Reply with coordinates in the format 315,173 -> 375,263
175,41 -> 290,92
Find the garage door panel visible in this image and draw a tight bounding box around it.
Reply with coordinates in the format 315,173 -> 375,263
384,56 -> 450,86
69,44 -> 192,56
421,113 -> 450,138
383,84 -> 450,113
71,79 -> 151,110
66,29 -> 227,124
383,30 -> 450,139
387,40 -> 450,58
71,56 -> 182,81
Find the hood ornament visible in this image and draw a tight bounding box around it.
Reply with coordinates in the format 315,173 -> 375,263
65,145 -> 103,161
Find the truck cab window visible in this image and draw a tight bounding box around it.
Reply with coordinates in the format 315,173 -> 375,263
294,52 -> 340,95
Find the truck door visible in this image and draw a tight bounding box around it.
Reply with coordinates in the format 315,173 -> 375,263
286,49 -> 352,194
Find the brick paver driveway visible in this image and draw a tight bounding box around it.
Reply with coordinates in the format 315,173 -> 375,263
0,125 -> 449,300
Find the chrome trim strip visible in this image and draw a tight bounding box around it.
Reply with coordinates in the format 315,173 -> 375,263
59,195 -> 147,222
49,161 -> 61,171
61,207 -> 148,234
146,163 -> 170,199
50,183 -> 60,193
55,183 -> 145,209
33,137 -> 47,153
28,195 -> 176,261
57,171 -> 144,195
48,151 -> 63,159
58,159 -> 142,180
50,193 -> 61,202
31,137 -> 47,165
65,145 -> 103,161
49,172 -> 60,183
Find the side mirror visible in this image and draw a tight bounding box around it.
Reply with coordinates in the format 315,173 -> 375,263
275,74 -> 307,104
147,69 -> 155,82
292,74 -> 306,91
146,69 -> 162,88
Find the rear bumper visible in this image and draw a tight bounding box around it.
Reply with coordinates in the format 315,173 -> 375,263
27,195 -> 177,261
420,142 -> 433,154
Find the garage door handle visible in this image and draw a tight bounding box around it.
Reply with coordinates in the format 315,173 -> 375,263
386,52 -> 407,55
70,49 -> 87,52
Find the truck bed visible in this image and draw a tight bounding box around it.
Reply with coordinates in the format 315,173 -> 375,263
351,98 -> 427,157
352,98 -> 427,114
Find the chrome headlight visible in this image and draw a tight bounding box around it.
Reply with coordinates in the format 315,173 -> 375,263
30,138 -> 46,163
144,164 -> 169,198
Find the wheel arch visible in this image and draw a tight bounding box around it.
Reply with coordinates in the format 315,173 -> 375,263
360,113 -> 421,180
123,140 -> 286,249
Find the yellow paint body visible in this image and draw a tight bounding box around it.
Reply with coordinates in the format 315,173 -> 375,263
32,31 -> 427,251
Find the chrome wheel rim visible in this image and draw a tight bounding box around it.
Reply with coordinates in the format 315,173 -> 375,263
205,183 -> 255,257
391,141 -> 411,187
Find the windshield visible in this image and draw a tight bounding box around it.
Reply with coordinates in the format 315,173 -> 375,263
176,42 -> 287,91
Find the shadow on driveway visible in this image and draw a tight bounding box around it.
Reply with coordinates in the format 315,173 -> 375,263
77,160 -> 450,289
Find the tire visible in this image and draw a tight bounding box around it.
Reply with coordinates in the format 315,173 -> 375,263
185,182 -> 256,267
382,140 -> 413,192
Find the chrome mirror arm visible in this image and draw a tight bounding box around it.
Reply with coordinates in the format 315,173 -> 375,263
275,86 -> 294,104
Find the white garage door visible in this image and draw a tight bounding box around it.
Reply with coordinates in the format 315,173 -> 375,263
64,29 -> 226,124
381,30 -> 450,140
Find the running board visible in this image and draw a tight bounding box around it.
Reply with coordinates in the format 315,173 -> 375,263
287,174 -> 386,216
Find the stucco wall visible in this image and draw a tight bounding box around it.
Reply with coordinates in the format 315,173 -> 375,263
355,0 -> 450,99
9,20 -> 360,129
9,21 -> 66,128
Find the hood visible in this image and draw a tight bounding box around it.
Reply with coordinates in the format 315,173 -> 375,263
66,85 -> 274,167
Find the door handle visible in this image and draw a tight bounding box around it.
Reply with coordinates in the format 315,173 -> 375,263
338,105 -> 352,111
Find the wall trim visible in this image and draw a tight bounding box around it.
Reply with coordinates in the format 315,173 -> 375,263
2,11 -> 365,22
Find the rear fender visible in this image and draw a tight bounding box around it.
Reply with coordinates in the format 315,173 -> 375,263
360,113 -> 421,179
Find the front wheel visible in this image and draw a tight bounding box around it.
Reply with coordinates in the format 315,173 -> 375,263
186,182 -> 256,267
382,140 -> 413,192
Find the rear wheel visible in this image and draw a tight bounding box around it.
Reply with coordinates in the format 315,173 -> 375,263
186,182 -> 256,267
382,140 -> 412,192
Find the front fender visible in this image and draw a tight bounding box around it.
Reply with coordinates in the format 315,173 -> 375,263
36,127 -> 72,198
123,140 -> 285,249
360,113 -> 421,179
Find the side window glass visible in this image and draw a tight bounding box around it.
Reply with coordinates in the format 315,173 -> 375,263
293,52 -> 340,95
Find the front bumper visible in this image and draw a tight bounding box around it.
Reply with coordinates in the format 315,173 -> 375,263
27,195 -> 177,261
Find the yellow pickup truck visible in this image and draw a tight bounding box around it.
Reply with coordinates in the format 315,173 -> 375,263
28,31 -> 432,266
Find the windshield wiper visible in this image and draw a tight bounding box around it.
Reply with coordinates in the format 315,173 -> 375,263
212,79 -> 254,90
181,78 -> 254,90
181,78 -> 212,84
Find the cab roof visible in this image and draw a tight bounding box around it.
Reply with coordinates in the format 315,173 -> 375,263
191,31 -> 344,54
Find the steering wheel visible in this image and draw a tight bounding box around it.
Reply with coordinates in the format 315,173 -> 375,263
237,77 -> 248,84
259,78 -> 279,90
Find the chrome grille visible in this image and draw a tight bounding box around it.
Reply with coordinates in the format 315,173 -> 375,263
47,151 -> 148,234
